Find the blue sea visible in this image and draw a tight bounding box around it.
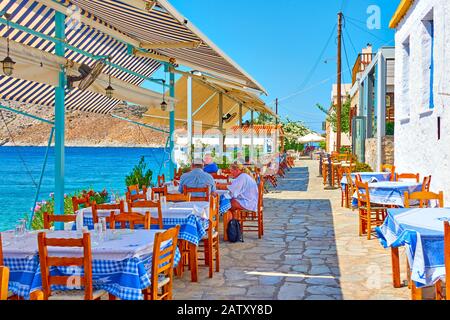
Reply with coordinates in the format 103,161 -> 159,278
0,146 -> 171,231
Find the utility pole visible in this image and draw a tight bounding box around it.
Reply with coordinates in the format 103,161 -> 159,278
336,12 -> 343,152
275,98 -> 279,154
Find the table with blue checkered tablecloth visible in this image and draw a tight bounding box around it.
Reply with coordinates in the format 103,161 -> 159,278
2,230 -> 180,300
351,181 -> 423,208
340,172 -> 392,190
376,208 -> 450,288
77,202 -> 211,246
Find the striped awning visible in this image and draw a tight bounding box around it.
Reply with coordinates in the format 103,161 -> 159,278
230,124 -> 284,136
0,0 -> 268,117
0,0 -> 161,114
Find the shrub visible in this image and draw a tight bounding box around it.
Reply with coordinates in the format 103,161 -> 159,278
125,156 -> 153,189
355,162 -> 373,172
386,122 -> 395,135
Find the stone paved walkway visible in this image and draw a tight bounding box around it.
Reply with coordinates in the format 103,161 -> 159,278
173,159 -> 410,300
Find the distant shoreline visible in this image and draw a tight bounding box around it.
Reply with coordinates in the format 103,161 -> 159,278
0,143 -> 165,148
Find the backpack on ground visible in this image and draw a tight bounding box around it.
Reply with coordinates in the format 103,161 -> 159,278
227,219 -> 244,243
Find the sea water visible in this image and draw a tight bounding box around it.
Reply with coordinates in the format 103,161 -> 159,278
0,146 -> 170,231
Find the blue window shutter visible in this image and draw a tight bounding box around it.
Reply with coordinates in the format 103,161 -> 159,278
430,21 -> 435,109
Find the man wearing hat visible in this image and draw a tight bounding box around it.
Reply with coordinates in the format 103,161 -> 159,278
178,159 -> 216,196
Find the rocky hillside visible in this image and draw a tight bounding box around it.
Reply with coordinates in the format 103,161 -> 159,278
0,103 -> 167,147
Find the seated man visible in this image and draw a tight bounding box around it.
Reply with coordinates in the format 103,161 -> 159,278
178,160 -> 216,196
227,162 -> 258,212
203,153 -> 219,174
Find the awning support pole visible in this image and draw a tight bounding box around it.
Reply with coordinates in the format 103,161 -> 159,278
250,110 -> 254,163
54,11 -> 65,229
168,67 -> 176,179
239,104 -> 243,152
187,75 -> 193,159
218,93 -> 224,163
29,127 -> 54,229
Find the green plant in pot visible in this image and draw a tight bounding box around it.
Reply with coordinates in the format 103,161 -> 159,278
125,156 -> 153,189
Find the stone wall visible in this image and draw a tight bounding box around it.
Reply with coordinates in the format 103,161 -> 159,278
395,0 -> 450,205
365,136 -> 395,171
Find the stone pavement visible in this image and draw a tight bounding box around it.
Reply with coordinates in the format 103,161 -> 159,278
173,159 -> 410,300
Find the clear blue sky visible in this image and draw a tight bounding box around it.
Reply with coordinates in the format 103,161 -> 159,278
166,0 -> 399,133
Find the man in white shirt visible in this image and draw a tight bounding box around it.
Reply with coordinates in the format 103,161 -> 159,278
227,163 -> 258,212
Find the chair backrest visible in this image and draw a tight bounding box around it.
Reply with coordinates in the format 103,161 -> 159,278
404,191 -> 444,208
111,211 -> 151,230
211,173 -> 230,182
150,226 -> 180,300
0,266 -> 9,301
422,175 -> 432,192
209,193 -> 220,231
444,221 -> 450,299
183,186 -> 210,202
91,201 -> 124,224
151,186 -> 168,201
344,168 -> 355,195
43,212 -> 77,230
157,175 -> 165,187
396,173 -> 420,183
126,185 -> 148,203
165,193 -> 191,203
128,200 -> 163,229
355,180 -> 371,210
72,195 -> 91,212
354,174 -> 362,183
38,232 -> 93,300
257,179 -> 264,212
381,164 -> 396,181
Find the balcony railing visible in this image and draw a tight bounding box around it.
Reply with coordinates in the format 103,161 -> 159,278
352,53 -> 375,85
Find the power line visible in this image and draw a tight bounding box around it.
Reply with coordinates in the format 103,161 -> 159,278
341,30 -> 353,85
345,18 -> 393,45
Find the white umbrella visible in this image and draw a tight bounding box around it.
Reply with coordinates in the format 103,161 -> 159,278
297,133 -> 325,144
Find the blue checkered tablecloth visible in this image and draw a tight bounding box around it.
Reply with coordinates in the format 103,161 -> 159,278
351,181 -> 422,208
219,195 -> 232,215
376,208 -> 450,288
79,215 -> 209,247
4,239 -> 180,300
341,172 -> 392,189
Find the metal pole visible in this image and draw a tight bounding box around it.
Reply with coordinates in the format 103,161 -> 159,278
336,12 -> 343,152
187,75 -> 193,158
111,114 -> 169,134
218,92 -> 225,164
169,68 -> 176,180
250,110 -> 254,163
54,11 -> 66,228
29,127 -> 55,229
238,104 -> 243,154
0,105 -> 54,125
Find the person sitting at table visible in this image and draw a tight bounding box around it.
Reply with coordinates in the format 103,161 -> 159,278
203,153 -> 219,174
227,162 -> 258,212
178,160 -> 217,195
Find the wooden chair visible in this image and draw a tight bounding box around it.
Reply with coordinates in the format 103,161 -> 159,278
381,164 -> 396,181
126,184 -> 148,203
338,167 -> 346,207
355,180 -> 387,240
404,191 -> 444,209
151,186 -> 168,201
343,168 -> 356,209
211,173 -> 230,183
128,200 -> 163,229
72,195 -> 91,212
0,266 -> 9,300
143,226 -> 180,300
157,174 -> 165,187
422,175 -> 432,192
37,232 -> 108,300
183,186 -> 210,202
396,173 -> 420,183
43,212 -> 77,230
233,180 -> 265,239
441,221 -> 450,300
165,193 -> 191,203
110,212 -> 151,230
198,193 -> 220,278
91,201 -> 124,225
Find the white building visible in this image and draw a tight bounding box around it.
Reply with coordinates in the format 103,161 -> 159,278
391,0 -> 450,203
